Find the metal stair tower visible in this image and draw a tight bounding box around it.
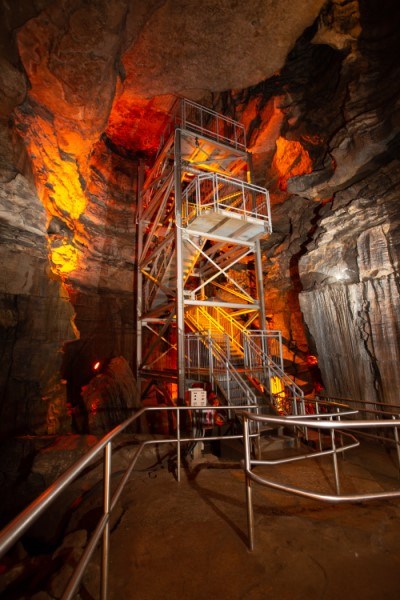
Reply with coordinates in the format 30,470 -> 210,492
136,98 -> 273,403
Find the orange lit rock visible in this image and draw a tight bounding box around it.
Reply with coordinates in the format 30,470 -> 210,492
272,136 -> 313,191
106,94 -> 176,154
16,1 -> 126,151
247,97 -> 286,155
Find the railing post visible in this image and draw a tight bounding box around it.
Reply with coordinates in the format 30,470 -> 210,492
316,400 -> 323,452
177,407 -> 181,483
226,360 -> 230,403
209,335 -> 214,385
392,414 -> 400,475
336,407 -> 344,459
243,415 -> 255,551
101,441 -> 112,600
278,332 -> 283,371
330,416 -> 341,495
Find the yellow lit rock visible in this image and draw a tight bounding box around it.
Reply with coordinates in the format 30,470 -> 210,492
51,243 -> 79,274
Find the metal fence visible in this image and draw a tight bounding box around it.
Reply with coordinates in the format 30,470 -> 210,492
182,172 -> 272,230
242,410 -> 400,550
0,404 -> 260,600
157,98 -> 246,156
181,98 -> 246,150
185,331 -> 257,407
243,330 -> 283,372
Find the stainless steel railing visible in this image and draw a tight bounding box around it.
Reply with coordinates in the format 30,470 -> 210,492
243,332 -> 304,411
242,410 -> 400,550
243,329 -> 283,372
185,330 -> 257,407
181,98 -> 246,151
156,97 -> 247,156
182,172 -> 272,230
0,404 -> 260,600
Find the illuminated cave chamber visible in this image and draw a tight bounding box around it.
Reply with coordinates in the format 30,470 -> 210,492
136,99 -> 301,412
1,0 -> 400,441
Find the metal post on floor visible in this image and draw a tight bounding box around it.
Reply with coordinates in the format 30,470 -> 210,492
177,407 -> 181,483
392,414 -> 400,474
101,441 -> 112,600
330,417 -> 341,495
243,415 -> 254,551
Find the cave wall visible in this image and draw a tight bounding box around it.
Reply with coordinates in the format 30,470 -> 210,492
297,0 -> 400,404
299,161 -> 400,404
229,0 -> 400,403
1,0 -> 400,436
0,0 -> 138,435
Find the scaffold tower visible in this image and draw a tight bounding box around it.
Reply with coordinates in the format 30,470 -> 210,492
136,98 -> 303,411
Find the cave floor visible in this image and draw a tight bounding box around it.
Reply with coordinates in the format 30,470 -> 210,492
105,440 -> 400,600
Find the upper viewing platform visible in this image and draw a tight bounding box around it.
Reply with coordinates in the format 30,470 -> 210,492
158,98 -> 247,155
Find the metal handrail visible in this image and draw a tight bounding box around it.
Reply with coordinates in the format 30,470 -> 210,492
243,333 -> 304,412
0,404 -> 260,599
156,97 -> 246,156
243,330 -> 283,371
182,172 -> 272,230
181,98 -> 246,151
187,306 -> 284,372
187,305 -> 245,358
185,330 -> 257,406
316,393 -> 400,414
242,411 -> 400,550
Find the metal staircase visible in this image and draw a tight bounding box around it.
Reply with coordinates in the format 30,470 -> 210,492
136,97 -> 300,414
185,304 -> 304,413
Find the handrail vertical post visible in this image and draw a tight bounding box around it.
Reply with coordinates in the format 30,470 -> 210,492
316,400 -> 322,452
337,407 -> 344,459
243,414 -> 254,551
330,416 -> 341,494
177,407 -> 181,483
392,414 -> 400,474
101,441 -> 112,600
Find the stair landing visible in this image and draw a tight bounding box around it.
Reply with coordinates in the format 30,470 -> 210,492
188,209 -> 269,242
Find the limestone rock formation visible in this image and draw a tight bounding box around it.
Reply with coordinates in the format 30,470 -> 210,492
0,173 -> 74,435
299,160 -> 400,405
228,0 -> 400,402
1,0 -> 400,438
81,356 -> 140,435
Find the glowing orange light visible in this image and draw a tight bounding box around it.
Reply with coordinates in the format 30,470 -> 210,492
306,355 -> 318,366
46,159 -> 87,219
93,361 -> 101,371
273,136 -> 313,191
271,376 -> 287,414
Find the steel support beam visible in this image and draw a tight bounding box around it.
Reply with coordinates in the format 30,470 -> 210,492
174,129 -> 186,400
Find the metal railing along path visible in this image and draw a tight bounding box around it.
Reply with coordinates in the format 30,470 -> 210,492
0,404 -> 260,600
242,411 -> 400,551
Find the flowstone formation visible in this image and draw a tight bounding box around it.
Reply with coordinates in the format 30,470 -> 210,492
0,0 -> 399,438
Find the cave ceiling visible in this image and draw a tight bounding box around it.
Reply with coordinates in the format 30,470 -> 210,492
8,0 -> 326,156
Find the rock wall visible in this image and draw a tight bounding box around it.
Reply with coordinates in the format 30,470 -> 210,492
0,172 -> 75,435
299,161 -> 400,405
0,1 -> 138,435
228,0 -> 400,403
1,0 -> 400,437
